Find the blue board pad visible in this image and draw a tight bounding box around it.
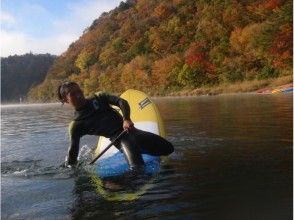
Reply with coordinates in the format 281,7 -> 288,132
95,152 -> 160,178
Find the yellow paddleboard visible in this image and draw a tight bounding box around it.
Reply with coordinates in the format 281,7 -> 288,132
95,89 -> 165,158
90,89 -> 165,201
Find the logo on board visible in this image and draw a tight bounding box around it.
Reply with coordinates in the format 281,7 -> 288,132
139,98 -> 151,110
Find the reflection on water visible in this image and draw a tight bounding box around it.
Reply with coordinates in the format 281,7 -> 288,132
1,94 -> 293,220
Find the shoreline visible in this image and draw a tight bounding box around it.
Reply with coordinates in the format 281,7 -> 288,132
1,89 -> 291,106
1,76 -> 292,105
162,75 -> 293,97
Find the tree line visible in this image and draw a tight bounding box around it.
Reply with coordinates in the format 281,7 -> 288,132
1,53 -> 56,103
28,0 -> 292,101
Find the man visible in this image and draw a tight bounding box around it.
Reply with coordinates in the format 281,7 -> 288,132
57,82 -> 174,169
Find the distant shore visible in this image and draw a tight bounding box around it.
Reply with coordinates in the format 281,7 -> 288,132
1,75 -> 292,105
161,75 -> 293,97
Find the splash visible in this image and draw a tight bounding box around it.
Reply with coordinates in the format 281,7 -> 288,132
78,145 -> 93,162
1,159 -> 76,179
1,145 -> 95,179
1,159 -> 41,175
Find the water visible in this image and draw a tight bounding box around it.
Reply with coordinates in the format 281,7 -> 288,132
1,94 -> 292,220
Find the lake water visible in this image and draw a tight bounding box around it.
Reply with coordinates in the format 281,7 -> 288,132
1,94 -> 292,220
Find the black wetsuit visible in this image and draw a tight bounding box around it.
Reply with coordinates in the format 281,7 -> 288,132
67,92 -> 174,168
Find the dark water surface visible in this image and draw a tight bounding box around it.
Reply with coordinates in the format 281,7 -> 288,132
1,94 -> 292,220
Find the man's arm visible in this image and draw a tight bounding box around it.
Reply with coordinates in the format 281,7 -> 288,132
96,92 -> 131,120
96,92 -> 134,131
66,121 -> 81,165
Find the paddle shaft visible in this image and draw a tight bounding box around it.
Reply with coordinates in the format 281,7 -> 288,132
89,130 -> 127,165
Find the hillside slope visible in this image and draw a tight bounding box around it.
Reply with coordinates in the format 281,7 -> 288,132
1,53 -> 56,103
28,0 -> 292,101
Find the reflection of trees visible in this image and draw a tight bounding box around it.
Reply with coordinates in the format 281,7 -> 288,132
157,95 -> 292,142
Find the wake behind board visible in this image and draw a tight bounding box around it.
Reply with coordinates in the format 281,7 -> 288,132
90,89 -> 165,200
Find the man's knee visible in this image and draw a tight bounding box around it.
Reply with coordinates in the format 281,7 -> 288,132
161,140 -> 174,155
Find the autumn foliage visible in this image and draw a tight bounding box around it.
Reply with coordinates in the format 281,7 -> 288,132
28,0 -> 292,101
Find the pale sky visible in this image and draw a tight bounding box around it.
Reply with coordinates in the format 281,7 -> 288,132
1,0 -> 122,57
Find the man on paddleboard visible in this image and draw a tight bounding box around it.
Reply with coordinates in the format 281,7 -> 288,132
57,82 -> 174,169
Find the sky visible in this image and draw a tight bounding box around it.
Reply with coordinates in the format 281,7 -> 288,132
1,0 -> 122,57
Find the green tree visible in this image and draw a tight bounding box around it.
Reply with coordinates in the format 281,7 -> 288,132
75,50 -> 94,72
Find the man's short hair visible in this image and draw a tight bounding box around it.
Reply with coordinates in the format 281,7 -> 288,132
57,81 -> 79,103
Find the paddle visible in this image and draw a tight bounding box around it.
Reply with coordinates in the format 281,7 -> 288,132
89,130 -> 127,165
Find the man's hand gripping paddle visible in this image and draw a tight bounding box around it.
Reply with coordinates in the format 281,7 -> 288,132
89,130 -> 127,165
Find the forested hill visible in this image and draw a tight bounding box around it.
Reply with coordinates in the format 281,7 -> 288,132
29,0 -> 292,101
1,53 -> 56,103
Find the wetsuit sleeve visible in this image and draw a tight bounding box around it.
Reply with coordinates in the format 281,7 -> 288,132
67,121 -> 81,165
96,92 -> 131,120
